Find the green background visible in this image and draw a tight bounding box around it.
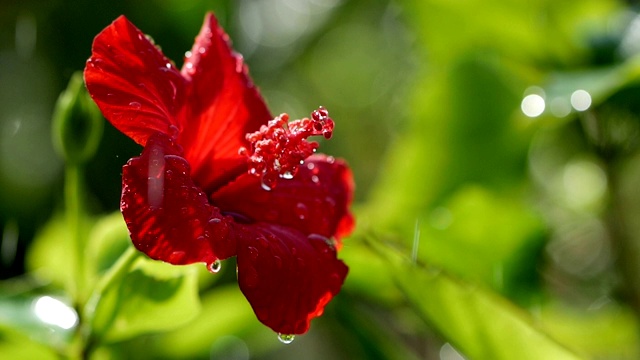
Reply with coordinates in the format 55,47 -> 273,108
2,0 -> 640,358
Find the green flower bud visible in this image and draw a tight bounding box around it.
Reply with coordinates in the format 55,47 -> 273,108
52,71 -> 103,164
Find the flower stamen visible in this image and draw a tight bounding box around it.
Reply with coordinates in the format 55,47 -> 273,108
240,106 -> 335,190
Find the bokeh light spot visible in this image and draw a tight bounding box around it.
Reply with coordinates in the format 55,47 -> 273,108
521,94 -> 545,117
570,89 -> 591,111
33,296 -> 78,330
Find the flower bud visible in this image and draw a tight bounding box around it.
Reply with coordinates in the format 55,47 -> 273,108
52,71 -> 103,164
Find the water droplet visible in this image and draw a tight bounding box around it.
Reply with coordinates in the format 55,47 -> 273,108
261,180 -> 272,191
168,125 -> 179,137
207,260 -> 222,273
185,50 -> 192,58
281,171 -> 294,180
307,162 -> 315,171
295,203 -> 308,220
248,246 -> 259,261
326,156 -> 335,164
308,233 -> 334,253
190,218 -> 201,228
235,55 -> 245,73
278,333 -> 295,344
257,235 -> 270,249
311,175 -> 319,184
209,218 -> 221,225
273,255 -> 283,269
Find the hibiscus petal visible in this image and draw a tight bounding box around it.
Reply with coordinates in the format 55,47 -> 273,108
235,222 -> 348,335
212,154 -> 355,244
179,13 -> 272,191
121,133 -> 236,265
84,16 -> 185,146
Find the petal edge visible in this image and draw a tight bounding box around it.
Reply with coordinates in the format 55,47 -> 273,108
235,223 -> 348,334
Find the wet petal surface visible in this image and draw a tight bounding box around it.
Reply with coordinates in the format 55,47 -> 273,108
179,13 -> 272,192
235,222 -> 348,335
213,154 -> 355,245
121,133 -> 236,265
84,16 -> 185,146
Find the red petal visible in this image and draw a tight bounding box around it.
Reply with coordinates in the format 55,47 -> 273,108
235,222 -> 348,334
121,133 -> 236,265
84,16 -> 185,146
212,155 -> 355,244
179,13 -> 272,191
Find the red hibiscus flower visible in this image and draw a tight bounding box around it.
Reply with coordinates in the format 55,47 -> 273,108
83,13 -> 354,337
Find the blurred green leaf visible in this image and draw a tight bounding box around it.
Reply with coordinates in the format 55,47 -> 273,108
366,55 -> 532,239
0,325 -> 59,360
92,256 -> 200,343
540,301 -> 640,359
146,285 -> 258,358
0,294 -> 77,352
418,186 -> 545,294
25,215 -> 72,288
395,264 -> 584,360
86,212 -> 131,278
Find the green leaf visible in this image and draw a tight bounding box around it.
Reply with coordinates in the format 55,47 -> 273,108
92,255 -> 201,343
0,325 -> 59,360
0,294 -> 77,353
146,285 -> 259,358
25,214 -> 92,291
394,263 -> 584,360
418,186 -> 545,294
85,212 -> 131,278
540,301 -> 640,359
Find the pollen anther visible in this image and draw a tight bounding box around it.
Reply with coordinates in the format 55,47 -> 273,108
240,107 -> 334,190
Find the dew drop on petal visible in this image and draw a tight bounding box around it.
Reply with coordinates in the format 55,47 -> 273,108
168,125 -> 179,138
129,101 -> 141,109
273,255 -> 283,269
207,259 -> 222,273
295,203 -> 308,220
261,180 -> 272,191
278,333 -> 295,344
248,246 -> 259,261
281,171 -> 294,179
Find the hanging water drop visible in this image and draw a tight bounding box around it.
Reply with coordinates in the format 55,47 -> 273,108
281,171 -> 294,179
207,259 -> 222,273
277,333 -> 295,344
261,182 -> 271,191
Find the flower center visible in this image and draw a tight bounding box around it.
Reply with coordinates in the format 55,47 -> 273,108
239,107 -> 335,190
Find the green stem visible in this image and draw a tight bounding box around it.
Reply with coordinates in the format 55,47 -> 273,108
83,245 -> 140,358
65,164 -> 86,306
87,245 -> 140,308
